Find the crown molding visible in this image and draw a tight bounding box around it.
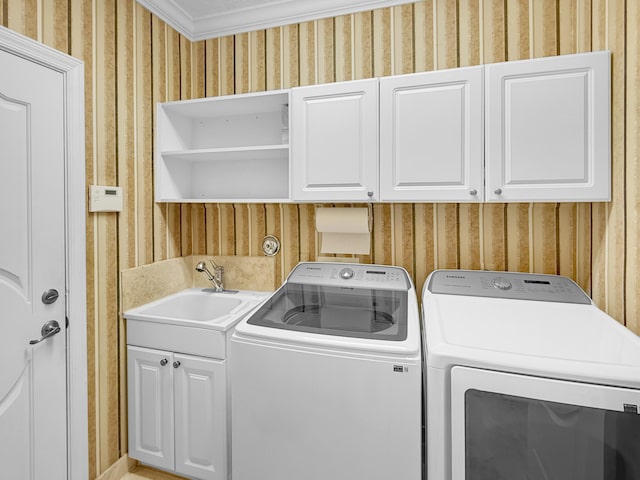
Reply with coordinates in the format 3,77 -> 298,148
137,0 -> 414,41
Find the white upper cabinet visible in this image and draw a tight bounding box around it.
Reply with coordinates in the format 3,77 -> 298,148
152,51 -> 609,204
290,78 -> 379,201
485,51 -> 610,202
155,90 -> 290,202
380,66 -> 484,202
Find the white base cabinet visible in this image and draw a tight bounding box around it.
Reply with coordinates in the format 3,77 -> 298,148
128,346 -> 227,480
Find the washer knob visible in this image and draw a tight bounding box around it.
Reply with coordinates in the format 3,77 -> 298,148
492,277 -> 512,290
339,268 -> 354,280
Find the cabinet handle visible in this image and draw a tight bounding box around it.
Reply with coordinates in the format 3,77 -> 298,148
367,191 -> 373,197
494,188 -> 503,195
160,358 -> 168,366
173,361 -> 181,368
469,189 -> 477,196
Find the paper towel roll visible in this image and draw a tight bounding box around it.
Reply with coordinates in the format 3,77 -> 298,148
316,207 -> 371,255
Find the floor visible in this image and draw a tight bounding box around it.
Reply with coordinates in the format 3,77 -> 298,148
121,465 -> 186,480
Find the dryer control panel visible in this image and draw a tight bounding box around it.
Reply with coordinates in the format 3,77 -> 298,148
288,262 -> 410,291
428,270 -> 591,304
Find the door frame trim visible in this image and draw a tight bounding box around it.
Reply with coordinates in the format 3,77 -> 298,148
0,26 -> 88,480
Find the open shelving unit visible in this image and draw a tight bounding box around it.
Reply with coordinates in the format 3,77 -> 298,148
155,90 -> 290,202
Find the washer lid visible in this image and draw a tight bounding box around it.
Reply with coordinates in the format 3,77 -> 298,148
246,281 -> 409,341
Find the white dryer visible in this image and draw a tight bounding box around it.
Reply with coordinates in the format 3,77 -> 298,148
231,262 -> 422,480
422,270 -> 640,480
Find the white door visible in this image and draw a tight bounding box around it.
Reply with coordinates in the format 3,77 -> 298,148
174,354 -> 227,480
291,78 -> 379,201
485,51 -> 610,202
127,346 -> 174,471
379,66 -> 484,202
0,48 -> 68,478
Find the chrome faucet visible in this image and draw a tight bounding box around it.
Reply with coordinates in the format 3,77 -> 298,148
195,260 -> 224,292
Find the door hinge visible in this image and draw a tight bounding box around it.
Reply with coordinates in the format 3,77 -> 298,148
66,316 -> 69,328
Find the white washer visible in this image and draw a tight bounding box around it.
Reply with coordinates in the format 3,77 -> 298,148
231,262 -> 422,480
422,270 -> 640,480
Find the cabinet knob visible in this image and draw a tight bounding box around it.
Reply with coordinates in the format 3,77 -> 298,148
173,361 -> 181,368
367,191 -> 373,197
469,189 -> 477,196
160,358 -> 168,366
494,188 -> 503,195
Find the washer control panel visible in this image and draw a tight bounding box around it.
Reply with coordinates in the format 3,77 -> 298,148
428,270 -> 591,304
288,263 -> 410,290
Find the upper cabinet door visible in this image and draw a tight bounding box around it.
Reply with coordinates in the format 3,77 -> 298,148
291,79 -> 379,201
485,51 -> 610,202
380,66 -> 484,202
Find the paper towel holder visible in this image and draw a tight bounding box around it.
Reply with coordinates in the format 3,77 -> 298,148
262,235 -> 281,256
314,204 -> 373,228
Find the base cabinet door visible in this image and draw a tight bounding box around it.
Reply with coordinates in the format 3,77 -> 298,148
128,347 -> 228,480
174,355 -> 227,480
127,346 -> 174,470
291,78 -> 378,201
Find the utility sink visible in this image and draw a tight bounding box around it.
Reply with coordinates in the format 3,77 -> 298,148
124,288 -> 270,358
146,294 -> 241,321
132,290 -> 243,323
125,288 -> 268,329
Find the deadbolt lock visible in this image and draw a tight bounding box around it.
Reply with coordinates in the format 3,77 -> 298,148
42,289 -> 60,305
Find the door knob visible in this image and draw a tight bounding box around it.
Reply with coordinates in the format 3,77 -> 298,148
469,189 -> 477,196
173,361 -> 181,368
160,358 -> 168,366
30,320 -> 61,345
494,188 -> 503,195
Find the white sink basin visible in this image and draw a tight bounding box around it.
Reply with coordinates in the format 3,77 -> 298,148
137,291 -> 243,322
124,288 -> 269,330
125,288 -> 271,361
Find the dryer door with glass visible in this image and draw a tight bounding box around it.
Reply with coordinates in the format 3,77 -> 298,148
451,366 -> 640,480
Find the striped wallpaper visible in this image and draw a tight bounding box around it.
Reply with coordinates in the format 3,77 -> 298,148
2,0 -> 639,478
